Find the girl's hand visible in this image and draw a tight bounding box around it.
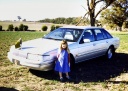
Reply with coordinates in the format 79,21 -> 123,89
69,63 -> 70,67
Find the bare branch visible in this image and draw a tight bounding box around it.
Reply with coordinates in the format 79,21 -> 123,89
95,0 -> 104,5
87,0 -> 90,11
95,5 -> 108,19
95,0 -> 116,19
76,12 -> 89,26
81,5 -> 87,11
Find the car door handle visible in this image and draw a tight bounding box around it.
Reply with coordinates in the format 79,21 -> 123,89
93,43 -> 96,46
106,41 -> 108,43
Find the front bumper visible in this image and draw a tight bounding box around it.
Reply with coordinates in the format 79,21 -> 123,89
7,52 -> 54,71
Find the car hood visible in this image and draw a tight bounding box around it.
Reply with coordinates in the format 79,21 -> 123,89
19,38 -> 73,55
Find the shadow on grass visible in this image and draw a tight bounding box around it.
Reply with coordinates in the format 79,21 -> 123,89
30,53 -> 128,83
0,87 -> 18,91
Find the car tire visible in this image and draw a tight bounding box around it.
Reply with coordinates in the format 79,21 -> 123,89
106,46 -> 115,60
70,54 -> 75,71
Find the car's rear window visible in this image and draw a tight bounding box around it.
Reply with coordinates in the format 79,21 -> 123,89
102,29 -> 113,39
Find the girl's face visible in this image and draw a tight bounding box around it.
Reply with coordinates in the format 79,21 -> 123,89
61,43 -> 67,49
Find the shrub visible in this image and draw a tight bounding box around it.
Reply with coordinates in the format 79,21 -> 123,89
56,25 -> 61,29
8,24 -> 14,31
19,24 -> 24,31
23,25 -> 28,31
42,25 -> 48,31
50,25 -> 55,32
0,25 -> 2,31
14,26 -> 19,31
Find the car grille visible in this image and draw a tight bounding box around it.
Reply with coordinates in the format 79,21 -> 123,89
13,50 -> 27,58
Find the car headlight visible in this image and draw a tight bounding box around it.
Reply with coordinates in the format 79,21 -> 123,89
42,54 -> 50,61
27,53 -> 43,61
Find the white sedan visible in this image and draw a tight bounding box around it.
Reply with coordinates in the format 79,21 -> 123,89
7,26 -> 120,71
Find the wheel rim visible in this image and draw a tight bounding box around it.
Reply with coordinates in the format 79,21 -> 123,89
108,48 -> 113,59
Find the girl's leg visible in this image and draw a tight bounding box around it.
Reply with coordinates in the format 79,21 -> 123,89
59,72 -> 63,78
66,72 -> 69,77
59,72 -> 64,82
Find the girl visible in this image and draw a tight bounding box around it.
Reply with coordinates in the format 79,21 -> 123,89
55,40 -> 71,82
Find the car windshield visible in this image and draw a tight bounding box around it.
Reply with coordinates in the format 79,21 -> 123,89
44,28 -> 83,42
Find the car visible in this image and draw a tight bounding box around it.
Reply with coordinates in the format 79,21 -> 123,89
7,26 -> 120,71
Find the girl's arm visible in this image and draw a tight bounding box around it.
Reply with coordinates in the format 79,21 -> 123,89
57,48 -> 61,58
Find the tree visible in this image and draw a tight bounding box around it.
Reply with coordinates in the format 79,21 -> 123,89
64,17 -> 73,24
100,0 -> 128,31
0,25 -> 2,31
14,26 -> 19,31
42,25 -> 48,31
17,16 -> 21,21
77,0 -> 116,26
8,24 -> 14,31
23,25 -> 28,31
50,25 -> 56,32
56,25 -> 61,29
19,24 -> 24,31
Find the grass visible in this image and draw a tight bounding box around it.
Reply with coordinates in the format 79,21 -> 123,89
0,31 -> 128,91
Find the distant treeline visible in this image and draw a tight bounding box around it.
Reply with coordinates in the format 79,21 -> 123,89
0,24 -> 62,32
38,17 -> 89,25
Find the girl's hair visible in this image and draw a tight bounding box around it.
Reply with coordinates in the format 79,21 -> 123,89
60,40 -> 70,53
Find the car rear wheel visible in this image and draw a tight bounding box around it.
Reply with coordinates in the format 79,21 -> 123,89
106,46 -> 115,60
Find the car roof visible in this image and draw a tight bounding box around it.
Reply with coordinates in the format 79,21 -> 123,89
61,25 -> 104,30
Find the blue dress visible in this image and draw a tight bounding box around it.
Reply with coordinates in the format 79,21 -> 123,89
55,49 -> 70,73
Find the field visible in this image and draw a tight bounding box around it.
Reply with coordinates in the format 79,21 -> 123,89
0,21 -> 67,31
0,31 -> 128,91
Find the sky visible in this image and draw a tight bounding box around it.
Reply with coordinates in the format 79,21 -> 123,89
0,0 -> 86,21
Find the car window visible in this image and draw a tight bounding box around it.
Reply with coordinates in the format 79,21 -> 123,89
94,29 -> 104,40
81,29 -> 94,43
44,28 -> 83,42
102,30 -> 108,39
64,31 -> 74,40
102,29 -> 113,38
45,28 -> 64,39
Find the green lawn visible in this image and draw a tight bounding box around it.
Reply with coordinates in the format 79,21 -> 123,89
0,31 -> 128,91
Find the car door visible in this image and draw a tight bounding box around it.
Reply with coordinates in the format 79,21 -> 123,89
92,29 -> 108,56
76,29 -> 96,63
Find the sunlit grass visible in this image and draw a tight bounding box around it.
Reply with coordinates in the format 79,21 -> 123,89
111,32 -> 128,53
0,31 -> 47,66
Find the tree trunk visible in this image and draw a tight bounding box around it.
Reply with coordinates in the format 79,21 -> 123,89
119,27 -> 122,31
90,11 -> 95,26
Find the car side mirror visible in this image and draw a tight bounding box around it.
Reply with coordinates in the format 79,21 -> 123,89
83,39 -> 90,43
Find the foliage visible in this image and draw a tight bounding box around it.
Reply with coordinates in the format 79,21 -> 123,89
50,25 -> 56,32
123,21 -> 128,28
19,24 -> 24,31
100,0 -> 128,31
0,25 -> 2,31
23,25 -> 28,31
56,25 -> 61,29
38,17 -> 89,25
7,24 -> 14,31
14,26 -> 19,31
42,25 -> 48,31
18,24 -> 28,31
17,16 -> 21,21
50,25 -> 62,32
81,0 -> 116,26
